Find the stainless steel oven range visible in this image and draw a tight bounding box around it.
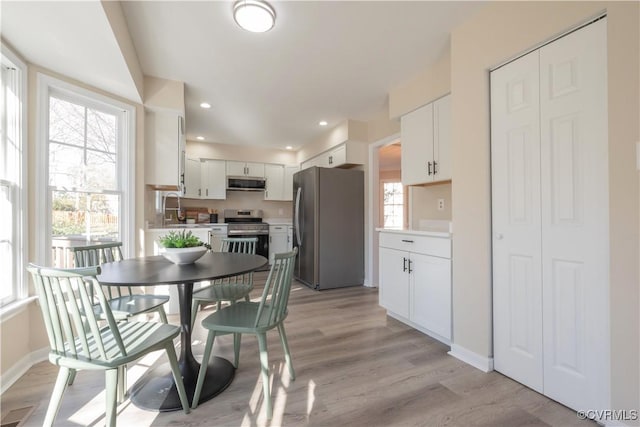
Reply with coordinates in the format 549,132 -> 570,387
223,209 -> 269,260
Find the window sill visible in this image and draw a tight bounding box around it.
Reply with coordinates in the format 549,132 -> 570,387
0,296 -> 38,322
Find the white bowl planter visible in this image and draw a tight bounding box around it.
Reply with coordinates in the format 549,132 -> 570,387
161,246 -> 207,265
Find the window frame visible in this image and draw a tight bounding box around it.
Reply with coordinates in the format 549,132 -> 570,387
0,45 -> 28,312
36,73 -> 136,265
380,179 -> 405,229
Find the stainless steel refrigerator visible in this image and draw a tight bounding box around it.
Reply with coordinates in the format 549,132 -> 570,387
292,166 -> 364,290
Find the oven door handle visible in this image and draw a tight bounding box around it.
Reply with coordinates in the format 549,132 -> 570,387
294,187 -> 303,246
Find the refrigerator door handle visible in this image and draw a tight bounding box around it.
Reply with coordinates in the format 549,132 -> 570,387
294,186 -> 303,246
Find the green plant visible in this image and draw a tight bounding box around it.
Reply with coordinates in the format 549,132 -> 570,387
158,230 -> 210,249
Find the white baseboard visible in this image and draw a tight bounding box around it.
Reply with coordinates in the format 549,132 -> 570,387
448,344 -> 494,372
1,346 -> 49,395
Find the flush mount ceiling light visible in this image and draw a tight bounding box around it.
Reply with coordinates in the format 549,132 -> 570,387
200,102 -> 211,109
233,0 -> 275,33
319,120 -> 328,126
196,136 -> 205,141
285,145 -> 293,150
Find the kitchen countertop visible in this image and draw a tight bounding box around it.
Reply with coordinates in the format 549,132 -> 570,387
376,227 -> 452,239
146,223 -> 226,230
263,218 -> 293,226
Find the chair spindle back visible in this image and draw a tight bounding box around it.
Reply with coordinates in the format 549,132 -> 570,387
69,242 -> 131,299
255,248 -> 297,328
27,265 -> 127,362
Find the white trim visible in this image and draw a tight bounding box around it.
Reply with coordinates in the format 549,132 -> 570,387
35,72 -> 136,263
366,132 -> 400,288
448,344 -> 494,373
0,346 -> 49,395
0,296 -> 38,322
0,45 -> 29,307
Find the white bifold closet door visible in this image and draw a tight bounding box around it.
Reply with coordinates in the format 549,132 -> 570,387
491,18 -> 608,413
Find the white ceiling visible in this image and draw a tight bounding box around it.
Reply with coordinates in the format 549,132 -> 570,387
1,1 -> 142,103
2,1 -> 484,151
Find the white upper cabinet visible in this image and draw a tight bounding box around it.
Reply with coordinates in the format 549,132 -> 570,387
401,94 -> 451,185
145,111 -> 185,189
226,161 -> 265,178
264,164 -> 284,201
264,164 -> 299,201
300,141 -> 366,170
201,159 -> 226,199
283,165 -> 298,201
183,157 -> 201,198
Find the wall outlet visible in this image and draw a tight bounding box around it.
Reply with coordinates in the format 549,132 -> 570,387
437,198 -> 445,211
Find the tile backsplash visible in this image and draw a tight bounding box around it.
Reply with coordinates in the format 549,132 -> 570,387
148,189 -> 293,225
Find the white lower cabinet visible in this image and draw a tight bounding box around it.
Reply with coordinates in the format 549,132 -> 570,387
269,225 -> 288,264
208,225 -> 228,252
378,231 -> 451,344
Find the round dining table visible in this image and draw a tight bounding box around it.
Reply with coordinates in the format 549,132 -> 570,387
97,251 -> 268,412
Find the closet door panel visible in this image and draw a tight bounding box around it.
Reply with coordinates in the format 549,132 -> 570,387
540,18 -> 608,412
491,49 -> 543,393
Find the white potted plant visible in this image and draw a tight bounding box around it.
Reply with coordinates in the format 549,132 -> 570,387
158,230 -> 210,265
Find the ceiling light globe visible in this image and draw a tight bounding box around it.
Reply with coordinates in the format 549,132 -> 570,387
234,0 -> 275,33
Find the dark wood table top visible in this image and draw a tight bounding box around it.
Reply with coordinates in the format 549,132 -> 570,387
97,252 -> 268,286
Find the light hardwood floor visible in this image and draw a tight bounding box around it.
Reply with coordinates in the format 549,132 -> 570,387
1,272 -> 594,426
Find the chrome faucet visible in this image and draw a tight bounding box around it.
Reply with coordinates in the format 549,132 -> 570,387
162,192 -> 182,226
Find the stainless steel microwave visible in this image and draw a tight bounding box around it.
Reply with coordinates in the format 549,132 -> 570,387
227,176 -> 266,191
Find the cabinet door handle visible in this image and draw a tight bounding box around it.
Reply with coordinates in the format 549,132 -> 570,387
403,257 -> 407,272
270,236 -> 272,243
408,259 -> 413,274
198,189 -> 201,196
206,188 -> 209,196
433,161 -> 438,175
427,161 -> 432,175
329,155 -> 333,165
401,239 -> 414,243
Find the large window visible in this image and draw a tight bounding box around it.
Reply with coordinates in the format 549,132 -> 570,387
0,48 -> 27,308
37,75 -> 135,267
382,181 -> 404,229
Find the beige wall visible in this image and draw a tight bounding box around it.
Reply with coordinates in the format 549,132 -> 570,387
367,110 -> 401,143
143,76 -> 184,112
296,119 -> 367,163
388,50 -> 451,119
450,1 -> 639,414
187,140 -> 297,165
410,183 -> 452,228
101,0 -> 144,103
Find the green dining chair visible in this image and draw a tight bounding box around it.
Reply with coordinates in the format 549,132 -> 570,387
192,248 -> 298,419
27,264 -> 190,427
69,242 -> 169,323
191,237 -> 258,328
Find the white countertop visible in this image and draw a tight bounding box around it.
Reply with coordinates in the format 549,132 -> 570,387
146,223 -> 225,230
376,227 -> 452,238
264,218 -> 292,226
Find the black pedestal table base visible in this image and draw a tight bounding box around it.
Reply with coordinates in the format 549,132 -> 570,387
129,356 -> 234,411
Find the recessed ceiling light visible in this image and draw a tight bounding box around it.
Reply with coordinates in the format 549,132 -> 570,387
196,136 -> 205,141
200,102 -> 211,109
319,120 -> 328,126
285,145 -> 293,150
233,0 -> 276,33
